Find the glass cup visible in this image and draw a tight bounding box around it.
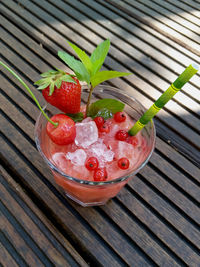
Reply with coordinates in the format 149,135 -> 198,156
35,85 -> 156,206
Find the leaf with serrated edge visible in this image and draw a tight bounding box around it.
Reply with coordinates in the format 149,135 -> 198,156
91,70 -> 132,88
88,99 -> 125,117
90,39 -> 110,75
67,41 -> 93,74
58,51 -> 90,84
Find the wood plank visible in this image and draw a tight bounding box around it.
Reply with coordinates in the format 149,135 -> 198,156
100,0 -> 200,58
116,187 -> 200,266
108,0 -> 200,51
147,0 -> 200,27
0,242 -> 19,267
0,167 -> 88,267
130,175 -> 200,249
139,165 -> 200,225
166,0 -> 200,22
134,0 -> 200,40
0,214 -> 44,267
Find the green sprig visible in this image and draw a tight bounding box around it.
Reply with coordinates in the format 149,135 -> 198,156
58,39 -> 132,114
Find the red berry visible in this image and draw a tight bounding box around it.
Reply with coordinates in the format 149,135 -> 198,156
126,136 -> 139,147
115,130 -> 129,141
40,72 -> 81,114
93,116 -> 104,128
46,114 -> 76,145
85,157 -> 99,170
93,168 -> 108,181
114,112 -> 126,122
99,123 -> 110,133
118,158 -> 130,170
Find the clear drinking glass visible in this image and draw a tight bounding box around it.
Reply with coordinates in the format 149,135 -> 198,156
35,85 -> 156,206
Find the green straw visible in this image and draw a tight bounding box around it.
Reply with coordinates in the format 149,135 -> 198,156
128,63 -> 199,136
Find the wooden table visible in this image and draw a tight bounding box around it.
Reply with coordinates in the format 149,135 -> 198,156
1,1 -> 200,266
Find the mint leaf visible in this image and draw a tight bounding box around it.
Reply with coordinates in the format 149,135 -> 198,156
91,70 -> 132,88
88,99 -> 125,117
94,108 -> 113,120
90,39 -> 110,75
58,51 -> 90,84
67,41 -> 93,74
66,112 -> 84,122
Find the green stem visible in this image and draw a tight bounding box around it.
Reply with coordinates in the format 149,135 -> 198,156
0,61 -> 58,127
86,84 -> 94,116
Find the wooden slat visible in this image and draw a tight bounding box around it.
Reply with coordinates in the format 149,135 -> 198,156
146,0 -> 200,27
107,0 -> 200,52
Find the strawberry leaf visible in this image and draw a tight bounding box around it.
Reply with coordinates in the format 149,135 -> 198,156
65,112 -> 84,122
58,51 -> 90,84
90,70 -> 132,88
67,41 -> 93,74
87,99 -> 125,117
90,39 -> 110,75
37,82 -> 51,90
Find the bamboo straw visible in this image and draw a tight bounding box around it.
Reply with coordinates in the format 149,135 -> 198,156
128,63 -> 199,136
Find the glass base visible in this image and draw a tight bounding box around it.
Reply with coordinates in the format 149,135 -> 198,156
58,186 -> 109,207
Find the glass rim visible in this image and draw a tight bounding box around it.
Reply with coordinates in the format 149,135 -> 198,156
34,84 -> 156,186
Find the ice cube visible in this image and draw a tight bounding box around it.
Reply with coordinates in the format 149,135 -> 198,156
66,149 -> 87,166
88,139 -> 114,167
75,121 -> 98,148
52,152 -> 68,171
82,117 -> 93,123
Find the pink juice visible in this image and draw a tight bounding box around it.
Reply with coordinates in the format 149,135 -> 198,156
41,111 -> 150,205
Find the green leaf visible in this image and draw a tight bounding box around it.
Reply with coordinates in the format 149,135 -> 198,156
90,39 -> 110,75
67,41 -> 93,74
58,51 -> 90,84
65,112 -> 84,122
40,70 -> 58,77
93,108 -> 113,120
62,74 -> 77,84
87,99 -> 125,117
90,70 -> 132,88
49,82 -> 55,96
37,82 -> 51,90
34,79 -> 46,85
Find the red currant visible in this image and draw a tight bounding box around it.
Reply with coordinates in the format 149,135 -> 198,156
115,130 -> 129,141
126,136 -> 139,147
93,116 -> 104,128
99,123 -> 110,133
114,111 -> 126,122
118,158 -> 130,170
85,157 -> 99,171
93,168 -> 108,181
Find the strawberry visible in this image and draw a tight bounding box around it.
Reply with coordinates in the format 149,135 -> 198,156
35,69 -> 81,113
